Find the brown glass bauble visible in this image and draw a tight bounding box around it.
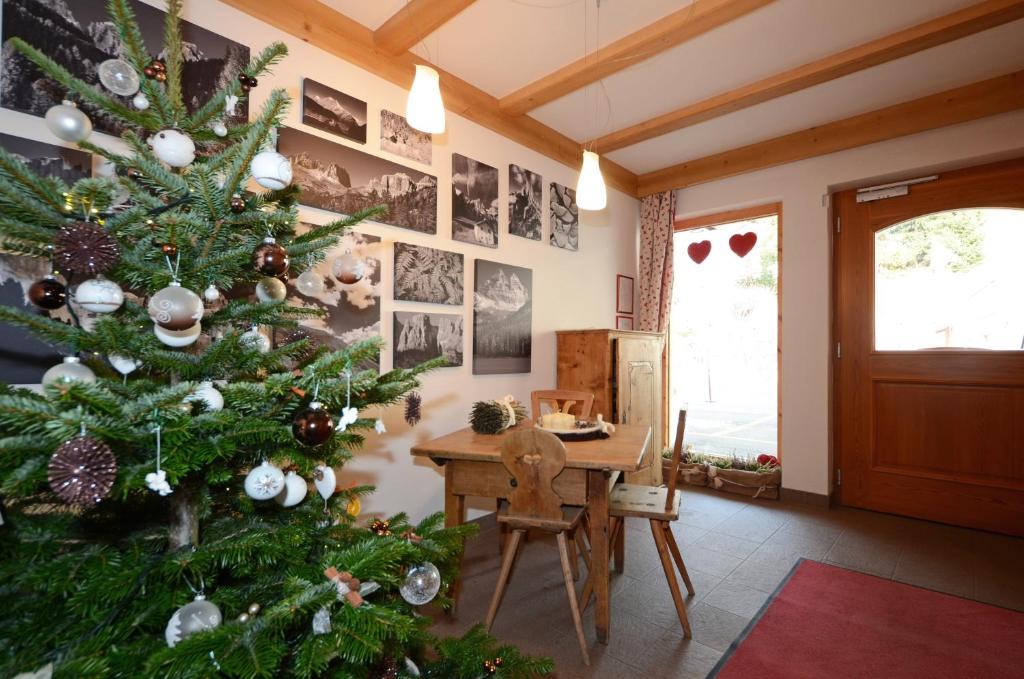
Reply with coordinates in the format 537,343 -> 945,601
230,194 -> 246,214
28,276 -> 67,310
252,237 -> 289,276
292,401 -> 335,446
161,243 -> 178,257
47,435 -> 118,506
53,221 -> 120,276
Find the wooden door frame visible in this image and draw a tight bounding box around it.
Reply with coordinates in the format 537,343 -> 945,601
671,202 -> 783,461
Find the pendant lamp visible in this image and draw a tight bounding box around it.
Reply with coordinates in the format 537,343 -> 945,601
576,150 -> 607,211
406,65 -> 445,134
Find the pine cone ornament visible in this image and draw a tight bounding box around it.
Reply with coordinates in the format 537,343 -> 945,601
53,221 -> 120,276
404,392 -> 422,427
48,435 -> 118,506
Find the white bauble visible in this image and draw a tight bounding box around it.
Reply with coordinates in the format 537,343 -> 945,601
165,595 -> 221,648
45,100 -> 92,142
97,58 -> 140,96
295,270 -> 325,296
241,327 -> 271,353
203,284 -> 220,302
250,151 -> 292,190
42,356 -> 96,386
313,465 -> 336,501
108,354 -> 139,375
255,276 -> 286,302
154,322 -> 201,347
211,120 -> 227,137
274,471 -> 308,507
148,129 -> 195,167
187,381 -> 224,412
74,276 -> 124,313
132,92 -> 150,110
244,460 -> 284,500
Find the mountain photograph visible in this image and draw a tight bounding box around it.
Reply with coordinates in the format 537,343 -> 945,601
473,259 -> 532,374
509,163 -> 543,241
393,312 -> 463,369
452,153 -> 499,248
380,109 -> 431,165
302,78 -> 367,144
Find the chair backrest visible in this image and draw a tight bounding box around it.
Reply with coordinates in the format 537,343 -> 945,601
500,429 -> 568,521
531,389 -> 594,422
664,410 -> 688,512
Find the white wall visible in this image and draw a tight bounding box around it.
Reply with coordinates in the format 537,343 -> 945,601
674,110 -> 1024,497
0,1 -> 638,521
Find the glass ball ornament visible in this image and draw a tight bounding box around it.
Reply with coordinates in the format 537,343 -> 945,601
165,595 -> 222,648
332,253 -> 366,285
45,100 -> 92,142
203,284 -> 220,302
399,562 -> 442,606
292,401 -> 335,447
295,270 -> 326,296
253,237 -> 289,276
186,381 -> 224,412
255,276 -> 287,302
313,465 -> 336,501
244,460 -> 284,500
132,92 -> 150,110
42,356 -> 96,387
154,321 -> 202,348
28,275 -> 67,310
97,58 -> 140,96
241,327 -> 271,353
108,354 -> 139,376
148,282 -> 204,330
250,151 -> 292,190
274,471 -> 308,507
211,120 -> 228,138
74,276 -> 123,313
148,129 -> 195,168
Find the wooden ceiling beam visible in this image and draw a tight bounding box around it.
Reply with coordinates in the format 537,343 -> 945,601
220,0 -> 638,196
637,71 -> 1024,195
591,0 -> 1024,154
497,0 -> 776,117
373,0 -> 477,56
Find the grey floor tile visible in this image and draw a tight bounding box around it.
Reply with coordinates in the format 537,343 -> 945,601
686,602 -> 750,652
694,531 -> 763,559
701,579 -> 772,618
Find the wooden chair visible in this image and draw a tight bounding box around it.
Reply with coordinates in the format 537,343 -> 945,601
485,429 -> 590,665
530,389 -> 594,422
581,409 -> 695,637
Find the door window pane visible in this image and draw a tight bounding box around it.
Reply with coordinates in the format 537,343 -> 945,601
875,209 -> 1024,350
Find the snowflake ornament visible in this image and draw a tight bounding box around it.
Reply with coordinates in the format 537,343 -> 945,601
374,418 -> 386,435
145,469 -> 173,496
337,406 -> 359,432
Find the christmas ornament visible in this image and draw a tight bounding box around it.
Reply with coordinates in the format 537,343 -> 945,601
404,658 -> 421,677
28,275 -> 67,310
154,322 -> 201,347
143,58 -> 166,81
295,269 -> 325,296
108,354 -> 139,375
210,120 -> 227,138
148,282 -> 203,330
470,396 -> 527,434
237,602 -> 261,623
253,237 -> 289,276
225,94 -> 239,116
42,356 -> 96,386
331,252 -> 365,285
9,662 -> 52,679
229,193 -> 246,214
186,381 -> 224,412
370,518 -> 392,536
482,657 -> 504,675
293,401 -> 334,446
404,392 -> 422,427
203,284 -> 220,302
160,242 -> 178,257
45,100 -> 92,142
729,231 -> 758,257
53,222 -> 120,275
274,470 -> 307,507
311,607 -> 331,635
74,276 -> 123,313
346,496 -> 361,517
48,434 -> 117,506
687,240 -> 712,264
244,460 -> 284,500
399,562 -> 441,606
165,595 -> 222,647
255,276 -> 286,302
324,567 -> 369,607
237,73 -> 258,91
97,58 -> 140,96
149,129 -> 195,167
337,406 -> 358,432
145,423 -> 172,496
374,418 -> 386,435
250,151 -> 292,190
313,465 -> 336,501
241,326 -> 271,353
375,658 -> 399,679
132,92 -> 150,110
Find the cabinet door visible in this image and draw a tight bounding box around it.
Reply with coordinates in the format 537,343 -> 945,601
616,337 -> 663,485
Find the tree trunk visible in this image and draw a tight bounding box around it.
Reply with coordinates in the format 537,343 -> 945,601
168,481 -> 199,550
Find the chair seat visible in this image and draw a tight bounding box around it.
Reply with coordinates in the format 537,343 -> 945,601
498,505 -> 585,532
609,484 -> 680,521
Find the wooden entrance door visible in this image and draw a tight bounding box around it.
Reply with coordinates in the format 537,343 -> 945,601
833,158 -> 1024,536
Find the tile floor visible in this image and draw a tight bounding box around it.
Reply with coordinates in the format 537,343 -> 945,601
428,486 -> 1024,679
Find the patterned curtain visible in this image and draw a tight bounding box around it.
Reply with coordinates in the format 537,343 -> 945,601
637,191 -> 676,332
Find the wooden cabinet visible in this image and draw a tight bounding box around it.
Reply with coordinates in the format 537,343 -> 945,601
556,329 -> 665,485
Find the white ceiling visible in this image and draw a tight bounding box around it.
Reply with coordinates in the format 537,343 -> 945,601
321,0 -> 1024,175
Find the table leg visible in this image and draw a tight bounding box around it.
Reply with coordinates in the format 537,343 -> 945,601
587,469 -> 611,644
444,464 -> 466,607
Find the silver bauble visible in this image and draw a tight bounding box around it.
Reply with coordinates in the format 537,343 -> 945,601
42,356 -> 96,387
45,100 -> 92,142
165,595 -> 222,648
74,276 -> 124,313
255,276 -> 286,302
295,270 -> 325,296
97,59 -> 140,96
274,471 -> 308,507
244,460 -> 284,500
331,253 -> 365,285
108,354 -> 139,375
203,284 -> 220,302
249,151 -> 292,190
132,92 -> 150,110
154,322 -> 202,348
399,562 -> 442,606
241,327 -> 271,353
148,282 -> 204,330
211,120 -> 228,137
186,381 -> 224,412
148,129 -> 195,167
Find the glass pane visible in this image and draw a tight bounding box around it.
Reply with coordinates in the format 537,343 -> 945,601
875,208 -> 1024,350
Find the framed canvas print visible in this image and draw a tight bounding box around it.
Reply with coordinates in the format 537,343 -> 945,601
380,109 -> 431,165
301,78 -> 367,143
393,311 -> 463,369
393,243 -> 464,305
550,182 -> 579,251
473,259 -> 532,374
509,164 -> 542,240
616,274 -> 635,314
452,153 -> 499,248
615,315 -> 634,331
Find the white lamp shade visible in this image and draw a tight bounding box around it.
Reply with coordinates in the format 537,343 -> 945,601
576,151 -> 607,211
406,65 -> 445,134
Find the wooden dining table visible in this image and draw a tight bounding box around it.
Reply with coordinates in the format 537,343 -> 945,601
410,422 -> 652,644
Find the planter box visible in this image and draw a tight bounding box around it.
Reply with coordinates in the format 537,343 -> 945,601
707,465 -> 781,500
663,460 -> 709,487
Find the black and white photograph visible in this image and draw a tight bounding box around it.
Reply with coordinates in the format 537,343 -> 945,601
1,0 -> 250,136
550,182 -> 579,251
473,259 -> 532,375
452,153 -> 499,248
302,78 -> 367,144
393,243 -> 464,305
279,127 -> 438,235
393,311 -> 463,369
509,164 -> 543,241
0,134 -> 92,383
286,229 -> 383,369
380,109 -> 431,165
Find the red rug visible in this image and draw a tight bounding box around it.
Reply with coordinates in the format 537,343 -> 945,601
710,560 -> 1024,679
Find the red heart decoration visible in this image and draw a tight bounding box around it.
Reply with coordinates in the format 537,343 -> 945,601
687,240 -> 711,264
729,232 -> 757,258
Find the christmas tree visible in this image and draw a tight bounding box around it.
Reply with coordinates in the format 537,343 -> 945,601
0,1 -> 552,677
